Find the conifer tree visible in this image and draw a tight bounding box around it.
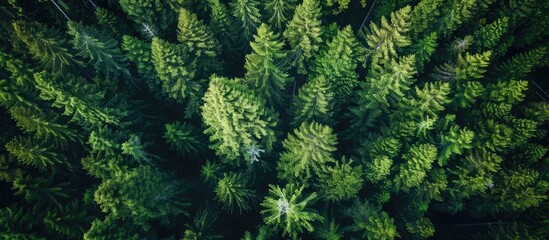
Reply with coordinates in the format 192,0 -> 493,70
208,0 -> 242,59
394,144 -> 438,192
313,25 -> 365,103
283,0 -> 323,73
5,136 -> 70,172
244,23 -> 291,107
346,200 -> 400,240
121,35 -> 164,97
214,172 -> 257,213
315,158 -> 364,201
405,81 -> 451,118
277,121 -> 337,182
230,0 -> 262,43
43,201 -> 93,238
67,22 -> 130,78
290,76 -> 335,127
150,37 -> 199,103
201,75 -> 277,162
263,0 -> 297,31
164,122 -> 206,157
437,125 -> 474,165
33,72 -> 124,127
177,8 -> 221,58
12,20 -> 81,72
9,106 -> 81,146
12,175 -> 74,206
94,166 -> 190,227
438,0 -> 478,36
488,79 -> 528,105
260,184 -> 322,238
494,47 -> 547,80
473,17 -> 509,52
360,6 -> 412,65
408,32 -> 438,72
409,0 -> 444,39
118,0 -> 173,30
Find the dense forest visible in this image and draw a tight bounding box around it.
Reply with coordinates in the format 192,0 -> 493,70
0,0 -> 548,239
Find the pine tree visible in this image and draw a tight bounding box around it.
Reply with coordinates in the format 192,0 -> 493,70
230,0 -> 262,42
94,166 -> 190,227
494,47 -> 546,80
394,144 -> 438,192
452,80 -> 484,108
263,0 -> 297,31
118,0 -> 174,30
409,0 -> 444,39
84,215 -> 143,240
346,200 -> 400,240
201,75 -> 277,162
406,217 -> 435,239
121,35 -> 164,97
490,167 -> 548,212
12,175 -> 74,206
488,79 -> 528,105
9,106 -> 81,146
150,37 -> 198,103
67,22 -> 130,78
208,0 -> 242,59
456,51 -> 491,81
5,136 -> 70,172
283,0 -> 323,73
260,184 -> 322,238
290,76 -> 335,127
33,72 -> 124,127
315,157 -> 364,201
177,8 -> 221,58
244,23 -> 291,107
183,209 -> 222,240
438,0 -> 478,36
214,172 -> 257,213
360,6 -> 412,65
164,122 -> 206,157
408,32 -> 438,72
473,17 -> 509,52
405,81 -> 451,118
313,25 -> 365,103
278,121 -> 337,182
43,201 -> 93,238
12,20 -> 81,72
437,125 -> 474,165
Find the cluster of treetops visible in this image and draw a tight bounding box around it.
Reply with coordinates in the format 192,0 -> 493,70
0,0 -> 548,239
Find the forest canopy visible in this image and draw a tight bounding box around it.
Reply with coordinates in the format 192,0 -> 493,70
0,0 -> 548,239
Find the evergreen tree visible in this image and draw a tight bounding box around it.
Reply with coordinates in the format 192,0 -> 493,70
208,0 -> 242,59
177,8 -> 221,58
150,37 -> 199,104
260,184 -> 322,238
201,75 -> 277,162
43,201 -> 93,238
290,76 -> 335,127
283,0 -> 323,73
214,172 -> 257,213
313,25 -> 365,103
118,0 -> 174,30
12,20 -> 81,72
315,158 -> 364,201
360,6 -> 412,65
164,121 -> 206,157
94,166 -> 190,227
67,22 -> 130,78
5,136 -> 70,172
409,0 -> 444,39
121,35 -> 164,97
394,144 -> 438,192
278,121 -> 337,182
244,23 -> 291,107
230,0 -> 262,43
473,17 -> 509,52
263,0 -> 297,31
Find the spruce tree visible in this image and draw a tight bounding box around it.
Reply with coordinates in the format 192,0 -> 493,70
230,0 -> 262,43
214,172 -> 257,213
177,8 -> 221,58
244,23 -> 291,107
290,76 -> 335,127
201,75 -> 277,162
263,0 -> 297,31
283,0 -> 323,73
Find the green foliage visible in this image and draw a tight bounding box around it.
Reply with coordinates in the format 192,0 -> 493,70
164,121 -> 206,157
473,17 -> 509,51
495,47 -> 547,79
230,0 -> 262,42
488,79 -> 528,105
12,20 -> 80,72
215,172 -> 257,213
84,215 -> 142,240
121,35 -> 164,96
9,106 -> 80,145
409,32 -> 438,71
456,51 -> 491,81
438,125 -> 474,165
244,23 -> 291,107
118,0 -> 173,30
314,25 -> 365,102
314,218 -> 343,240
260,184 -> 322,238
524,102 -> 549,123
394,144 -> 438,192
201,75 -> 276,162
184,209 -> 222,240
283,0 -> 323,73
151,37 -> 198,103
5,136 -> 69,172
43,201 -> 93,238
347,200 -> 400,240
12,175 -> 73,206
94,166 -> 190,227
405,81 -> 450,118
453,80 -> 484,108
360,6 -> 412,64
439,0 -> 478,36
264,0 -> 297,31
67,22 -> 129,78
315,158 -> 364,201
490,168 -> 548,212
178,8 -> 220,58
406,217 -> 435,239
291,76 -> 335,127
278,121 -> 337,182
409,0 -> 444,38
